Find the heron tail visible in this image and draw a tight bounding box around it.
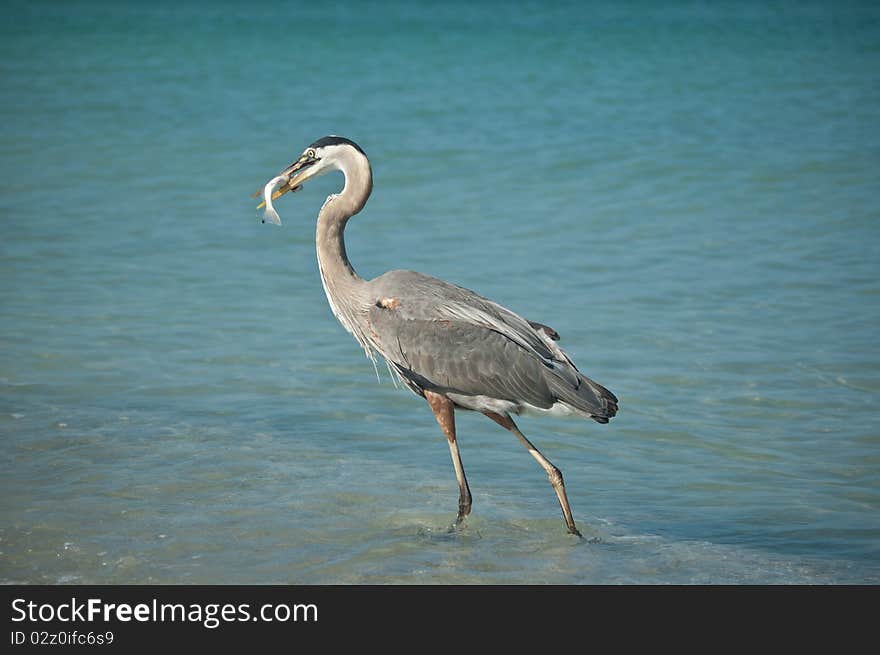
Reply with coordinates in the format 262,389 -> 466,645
547,371 -> 618,424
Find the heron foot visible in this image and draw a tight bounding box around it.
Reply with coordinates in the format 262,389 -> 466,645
453,510 -> 470,531
447,516 -> 468,534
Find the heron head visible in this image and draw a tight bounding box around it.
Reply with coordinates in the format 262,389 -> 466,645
254,136 -> 367,209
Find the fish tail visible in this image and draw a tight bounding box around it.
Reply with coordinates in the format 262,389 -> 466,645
261,207 -> 282,225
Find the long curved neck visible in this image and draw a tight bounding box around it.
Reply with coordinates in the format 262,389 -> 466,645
315,151 -> 374,349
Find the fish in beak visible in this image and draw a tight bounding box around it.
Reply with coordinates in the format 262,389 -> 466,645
252,150 -> 322,224
259,175 -> 288,225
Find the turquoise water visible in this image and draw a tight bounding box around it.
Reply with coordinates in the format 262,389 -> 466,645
2,0 -> 879,583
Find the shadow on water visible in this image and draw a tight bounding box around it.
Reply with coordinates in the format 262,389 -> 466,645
410,517 -> 602,545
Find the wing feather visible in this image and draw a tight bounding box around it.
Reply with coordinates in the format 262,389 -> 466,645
368,308 -> 554,408
363,270 -> 616,420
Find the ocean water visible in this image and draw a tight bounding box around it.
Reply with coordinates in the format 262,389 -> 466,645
1,0 -> 879,584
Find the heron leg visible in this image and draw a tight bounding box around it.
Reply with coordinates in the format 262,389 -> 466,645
425,390 -> 472,524
483,411 -> 582,537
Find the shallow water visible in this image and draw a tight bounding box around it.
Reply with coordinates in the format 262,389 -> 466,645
1,0 -> 879,583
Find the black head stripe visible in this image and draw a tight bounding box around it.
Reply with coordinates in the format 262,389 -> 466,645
309,135 -> 366,155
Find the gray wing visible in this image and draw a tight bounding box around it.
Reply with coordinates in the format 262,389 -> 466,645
371,271 -> 561,365
366,270 -> 618,421
368,312 -> 556,409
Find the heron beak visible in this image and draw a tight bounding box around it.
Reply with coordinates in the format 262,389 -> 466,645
253,153 -> 320,208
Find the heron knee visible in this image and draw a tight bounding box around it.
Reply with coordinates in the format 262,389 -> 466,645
547,466 -> 565,490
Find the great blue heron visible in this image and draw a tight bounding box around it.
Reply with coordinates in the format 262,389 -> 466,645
255,135 -> 618,536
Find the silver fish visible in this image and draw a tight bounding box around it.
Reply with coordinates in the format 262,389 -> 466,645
261,175 -> 289,225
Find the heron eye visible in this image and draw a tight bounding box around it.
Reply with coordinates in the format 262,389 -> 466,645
306,149 -> 316,159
